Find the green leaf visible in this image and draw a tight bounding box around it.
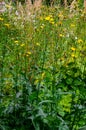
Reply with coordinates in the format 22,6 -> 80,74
66,78 -> 73,85
73,79 -> 82,86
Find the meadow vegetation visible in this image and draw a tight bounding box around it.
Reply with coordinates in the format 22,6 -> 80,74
0,1 -> 86,130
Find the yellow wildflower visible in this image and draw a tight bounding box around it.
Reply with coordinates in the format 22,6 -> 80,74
77,39 -> 83,44
59,34 -> 64,37
36,43 -> 40,46
4,23 -> 10,28
50,21 -> 55,25
34,79 -> 39,85
58,13 -> 63,19
14,41 -> 19,43
45,16 -> 51,21
27,51 -> 31,55
40,25 -> 44,29
5,4 -> 11,8
50,18 -> 54,22
41,72 -> 45,79
21,43 -> 25,47
40,24 -> 44,29
0,17 -> 3,21
71,47 -> 76,51
70,24 -> 75,27
44,15 -> 54,24
71,54 -> 75,58
55,23 -> 58,27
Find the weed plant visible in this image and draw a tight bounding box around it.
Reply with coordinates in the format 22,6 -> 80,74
0,3 -> 86,130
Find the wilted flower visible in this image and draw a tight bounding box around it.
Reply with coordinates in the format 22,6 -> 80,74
58,21 -> 62,26
40,16 -> 43,20
58,12 -> 64,20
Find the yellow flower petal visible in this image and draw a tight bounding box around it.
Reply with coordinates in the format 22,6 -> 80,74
4,24 -> 10,28
71,47 -> 76,51
36,43 -> 40,46
21,43 -> 25,47
14,41 -> 19,43
77,39 -> 83,44
0,17 -> 4,21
